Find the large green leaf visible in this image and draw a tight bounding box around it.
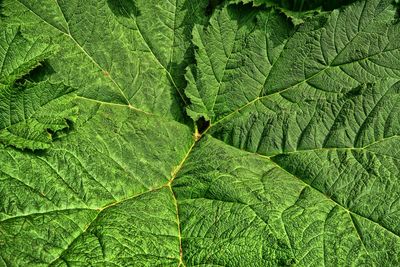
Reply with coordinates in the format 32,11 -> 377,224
1,0 -> 208,121
1,0 -> 400,266
184,0 -> 400,265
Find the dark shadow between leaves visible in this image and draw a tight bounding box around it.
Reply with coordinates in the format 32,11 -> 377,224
196,117 -> 210,135
319,0 -> 359,11
206,0 -> 223,16
15,60 -> 56,85
50,118 -> 76,142
267,0 -> 359,11
207,0 -> 359,14
0,0 -> 4,18
395,0 -> 400,22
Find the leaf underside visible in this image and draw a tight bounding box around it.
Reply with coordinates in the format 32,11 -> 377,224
1,0 -> 400,266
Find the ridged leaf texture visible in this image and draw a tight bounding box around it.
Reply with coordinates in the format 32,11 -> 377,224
0,0 -> 400,266
0,27 -> 77,150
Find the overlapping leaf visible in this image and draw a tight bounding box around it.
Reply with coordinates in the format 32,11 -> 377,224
0,27 -> 77,150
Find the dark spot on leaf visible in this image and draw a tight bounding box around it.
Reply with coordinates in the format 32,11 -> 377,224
196,117 -> 210,135
277,238 -> 289,249
345,83 -> 373,98
107,0 -> 140,18
345,85 -> 363,97
15,60 -> 55,85
391,81 -> 400,94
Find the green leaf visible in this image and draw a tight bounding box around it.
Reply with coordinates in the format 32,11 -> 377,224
0,27 -> 56,85
185,0 -> 400,265
1,0 -> 400,266
2,0 -> 209,121
0,27 -> 77,150
0,103 -> 194,265
174,135 -> 400,266
0,81 -> 78,150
